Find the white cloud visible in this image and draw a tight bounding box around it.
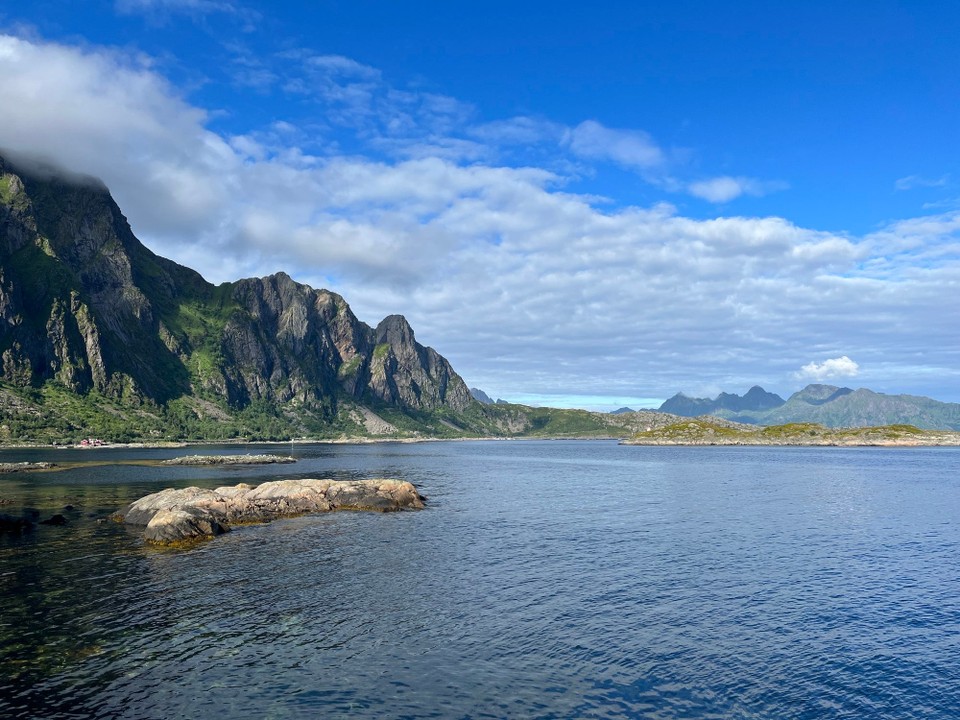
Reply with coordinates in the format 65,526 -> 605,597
1,33 -> 959,403
565,120 -> 665,170
796,356 -> 860,382
564,124 -> 786,204
894,174 -> 949,191
468,116 -> 566,146
306,54 -> 381,80
688,175 -> 788,203
114,0 -> 257,23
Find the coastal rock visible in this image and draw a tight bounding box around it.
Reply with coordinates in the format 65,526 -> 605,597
145,508 -> 225,544
0,461 -> 57,473
121,478 -> 424,545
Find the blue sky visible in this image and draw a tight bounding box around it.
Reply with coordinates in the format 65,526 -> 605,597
1,1 -> 959,407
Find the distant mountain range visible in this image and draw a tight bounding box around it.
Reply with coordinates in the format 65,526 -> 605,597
660,385 -> 785,416
658,384 -> 960,430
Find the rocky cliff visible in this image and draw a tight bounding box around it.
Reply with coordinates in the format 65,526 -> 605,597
0,152 -> 473,438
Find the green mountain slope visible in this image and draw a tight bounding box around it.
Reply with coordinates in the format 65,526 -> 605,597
753,385 -> 960,430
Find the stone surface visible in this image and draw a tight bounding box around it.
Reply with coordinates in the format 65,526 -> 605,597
0,461 -> 56,473
121,478 -> 424,545
159,454 -> 296,466
144,508 -> 225,544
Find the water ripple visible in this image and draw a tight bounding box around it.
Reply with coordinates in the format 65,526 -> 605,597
2,443 -> 960,717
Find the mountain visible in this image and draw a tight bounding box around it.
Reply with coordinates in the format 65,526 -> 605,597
470,387 -> 494,405
659,386 -> 785,417
610,407 -> 636,414
658,382 -> 960,430
759,385 -> 960,430
0,152 -> 474,441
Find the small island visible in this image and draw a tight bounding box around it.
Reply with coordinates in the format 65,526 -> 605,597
0,461 -> 57,473
119,478 -> 424,545
621,419 -> 960,446
159,454 -> 297,466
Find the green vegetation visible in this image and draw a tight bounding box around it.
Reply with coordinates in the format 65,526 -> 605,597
2,377 -> 956,447
630,418 -> 746,443
760,422 -> 826,438
0,175 -> 14,204
500,405 -> 615,436
625,419 -> 957,446
0,174 -> 30,212
338,355 -> 362,379
0,382 -> 165,444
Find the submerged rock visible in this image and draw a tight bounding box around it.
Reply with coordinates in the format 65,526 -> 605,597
0,513 -> 34,533
120,478 -> 424,545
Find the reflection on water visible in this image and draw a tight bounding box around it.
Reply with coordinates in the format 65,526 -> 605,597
2,442 -> 960,718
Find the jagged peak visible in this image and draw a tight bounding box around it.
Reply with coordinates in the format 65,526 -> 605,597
266,270 -> 294,285
375,314 -> 415,346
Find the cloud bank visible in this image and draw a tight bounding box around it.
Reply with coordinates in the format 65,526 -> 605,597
1,33 -> 959,404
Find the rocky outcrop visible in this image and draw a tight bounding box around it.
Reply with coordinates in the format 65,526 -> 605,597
159,454 -> 296,466
368,315 -> 473,412
220,275 -> 472,414
0,461 -> 56,473
120,478 -> 425,545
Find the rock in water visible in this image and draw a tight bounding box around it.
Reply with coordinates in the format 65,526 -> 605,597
145,509 -> 225,544
120,478 -> 424,545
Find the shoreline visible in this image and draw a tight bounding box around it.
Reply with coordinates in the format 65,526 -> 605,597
620,438 -> 960,447
0,435 -> 629,451
2,420 -> 960,451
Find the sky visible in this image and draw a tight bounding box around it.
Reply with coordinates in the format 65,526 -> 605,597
1,1 -> 959,409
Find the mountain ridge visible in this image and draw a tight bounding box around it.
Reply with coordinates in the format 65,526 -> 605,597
659,385 -> 785,417
658,383 -> 960,430
0,152 -> 475,440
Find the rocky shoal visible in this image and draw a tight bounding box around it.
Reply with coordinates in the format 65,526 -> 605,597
159,454 -> 296,466
119,478 -> 424,545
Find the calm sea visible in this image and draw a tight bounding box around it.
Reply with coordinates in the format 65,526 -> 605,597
1,440 -> 958,719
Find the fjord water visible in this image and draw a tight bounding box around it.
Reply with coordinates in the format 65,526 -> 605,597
1,442 -> 959,719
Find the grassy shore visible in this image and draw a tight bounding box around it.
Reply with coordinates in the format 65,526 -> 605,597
621,419 -> 960,446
